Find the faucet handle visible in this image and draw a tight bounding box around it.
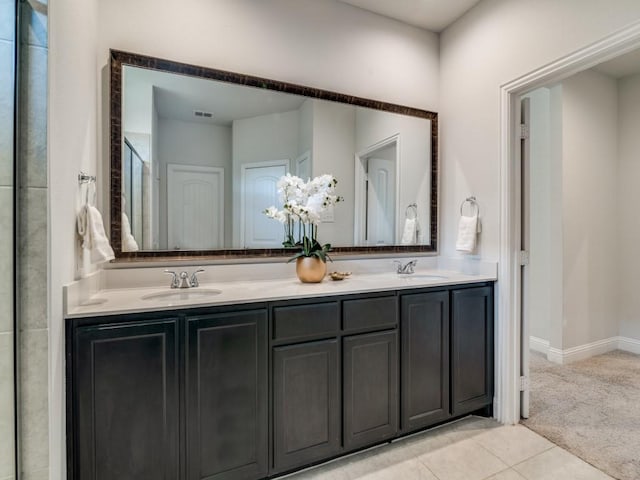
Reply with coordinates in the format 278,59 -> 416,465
190,268 -> 205,288
393,260 -> 403,274
163,270 -> 179,288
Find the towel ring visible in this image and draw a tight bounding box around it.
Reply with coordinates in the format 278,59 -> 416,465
405,203 -> 418,219
78,171 -> 96,184
460,196 -> 480,216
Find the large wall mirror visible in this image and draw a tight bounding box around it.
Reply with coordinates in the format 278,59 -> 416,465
110,50 -> 438,260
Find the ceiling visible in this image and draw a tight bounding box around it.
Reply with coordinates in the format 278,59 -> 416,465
125,66 -> 306,126
593,48 -> 640,79
338,0 -> 482,32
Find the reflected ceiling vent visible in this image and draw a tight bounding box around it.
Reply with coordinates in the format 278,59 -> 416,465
193,110 -> 214,119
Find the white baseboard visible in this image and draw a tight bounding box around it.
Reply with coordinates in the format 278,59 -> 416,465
529,335 -> 640,364
529,336 -> 550,355
618,336 -> 640,355
546,347 -> 563,364
558,337 -> 618,364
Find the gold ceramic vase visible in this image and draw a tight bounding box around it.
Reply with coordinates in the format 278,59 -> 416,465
295,257 -> 327,283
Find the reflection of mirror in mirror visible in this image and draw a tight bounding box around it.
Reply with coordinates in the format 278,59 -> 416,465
121,64 -> 432,252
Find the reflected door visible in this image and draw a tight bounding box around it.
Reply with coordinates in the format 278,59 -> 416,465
367,157 -> 396,245
167,164 -> 224,249
241,162 -> 287,248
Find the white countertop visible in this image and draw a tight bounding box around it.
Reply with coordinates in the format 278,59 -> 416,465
65,267 -> 496,319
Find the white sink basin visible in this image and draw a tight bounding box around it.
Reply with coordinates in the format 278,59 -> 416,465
141,288 -> 222,302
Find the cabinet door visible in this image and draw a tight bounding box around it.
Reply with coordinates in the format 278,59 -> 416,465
273,339 -> 340,472
451,286 -> 494,415
73,318 -> 179,480
185,310 -> 268,480
401,291 -> 450,432
343,330 -> 398,450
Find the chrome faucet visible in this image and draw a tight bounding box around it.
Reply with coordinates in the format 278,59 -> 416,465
189,268 -> 205,287
394,259 -> 417,274
164,268 -> 205,288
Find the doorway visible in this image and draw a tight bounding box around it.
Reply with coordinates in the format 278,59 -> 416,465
497,21 -> 640,426
504,25 -> 640,480
354,136 -> 399,246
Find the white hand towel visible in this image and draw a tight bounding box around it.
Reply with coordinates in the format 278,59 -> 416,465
401,217 -> 417,245
121,212 -> 139,252
77,204 -> 115,264
456,214 -> 478,253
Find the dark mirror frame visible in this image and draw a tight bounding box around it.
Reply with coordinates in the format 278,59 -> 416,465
110,49 -> 438,261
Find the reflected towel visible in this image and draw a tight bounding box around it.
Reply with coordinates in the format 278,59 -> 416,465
77,205 -> 115,264
121,212 -> 139,252
456,214 -> 478,253
401,218 -> 417,245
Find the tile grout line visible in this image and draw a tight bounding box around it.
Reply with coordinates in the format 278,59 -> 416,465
467,425 -> 557,470
414,436 -> 511,480
508,446 -> 616,480
414,457 -> 442,480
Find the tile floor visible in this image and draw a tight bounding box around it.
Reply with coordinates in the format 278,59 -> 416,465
286,416 -> 612,480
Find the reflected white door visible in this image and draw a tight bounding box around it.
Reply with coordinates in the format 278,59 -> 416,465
367,158 -> 396,245
167,164 -> 224,249
241,162 -> 288,248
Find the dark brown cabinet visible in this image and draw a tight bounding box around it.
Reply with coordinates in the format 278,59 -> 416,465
343,330 -> 398,450
68,282 -> 494,480
272,339 -> 341,472
185,310 -> 268,480
400,291 -> 450,433
451,286 -> 494,416
72,318 -> 180,480
69,308 -> 268,480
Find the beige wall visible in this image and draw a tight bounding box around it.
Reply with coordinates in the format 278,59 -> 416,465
527,71 -> 621,352
440,0 -> 640,260
49,0 -> 99,478
617,73 -> 640,341
561,70 -> 619,350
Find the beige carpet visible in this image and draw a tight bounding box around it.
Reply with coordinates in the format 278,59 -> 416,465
523,350 -> 640,480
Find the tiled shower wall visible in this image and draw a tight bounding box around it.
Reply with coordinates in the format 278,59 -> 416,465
0,0 -> 16,478
20,0 -> 49,479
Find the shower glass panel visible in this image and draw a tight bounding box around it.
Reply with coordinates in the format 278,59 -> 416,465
123,138 -> 145,247
0,0 -> 17,478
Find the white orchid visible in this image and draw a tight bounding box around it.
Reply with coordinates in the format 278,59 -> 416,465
264,173 -> 343,260
264,206 -> 287,224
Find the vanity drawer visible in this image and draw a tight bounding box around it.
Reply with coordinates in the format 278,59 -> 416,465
272,301 -> 340,343
343,295 -> 398,333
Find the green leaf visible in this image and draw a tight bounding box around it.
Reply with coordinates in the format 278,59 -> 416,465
286,251 -> 305,263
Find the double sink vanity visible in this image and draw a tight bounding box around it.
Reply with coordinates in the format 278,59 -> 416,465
65,49 -> 496,480
65,262 -> 495,480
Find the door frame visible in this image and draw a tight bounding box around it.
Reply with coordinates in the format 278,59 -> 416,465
167,163 -> 224,249
354,134 -> 401,245
519,97 -> 531,420
239,159 -> 289,248
497,20 -> 640,424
